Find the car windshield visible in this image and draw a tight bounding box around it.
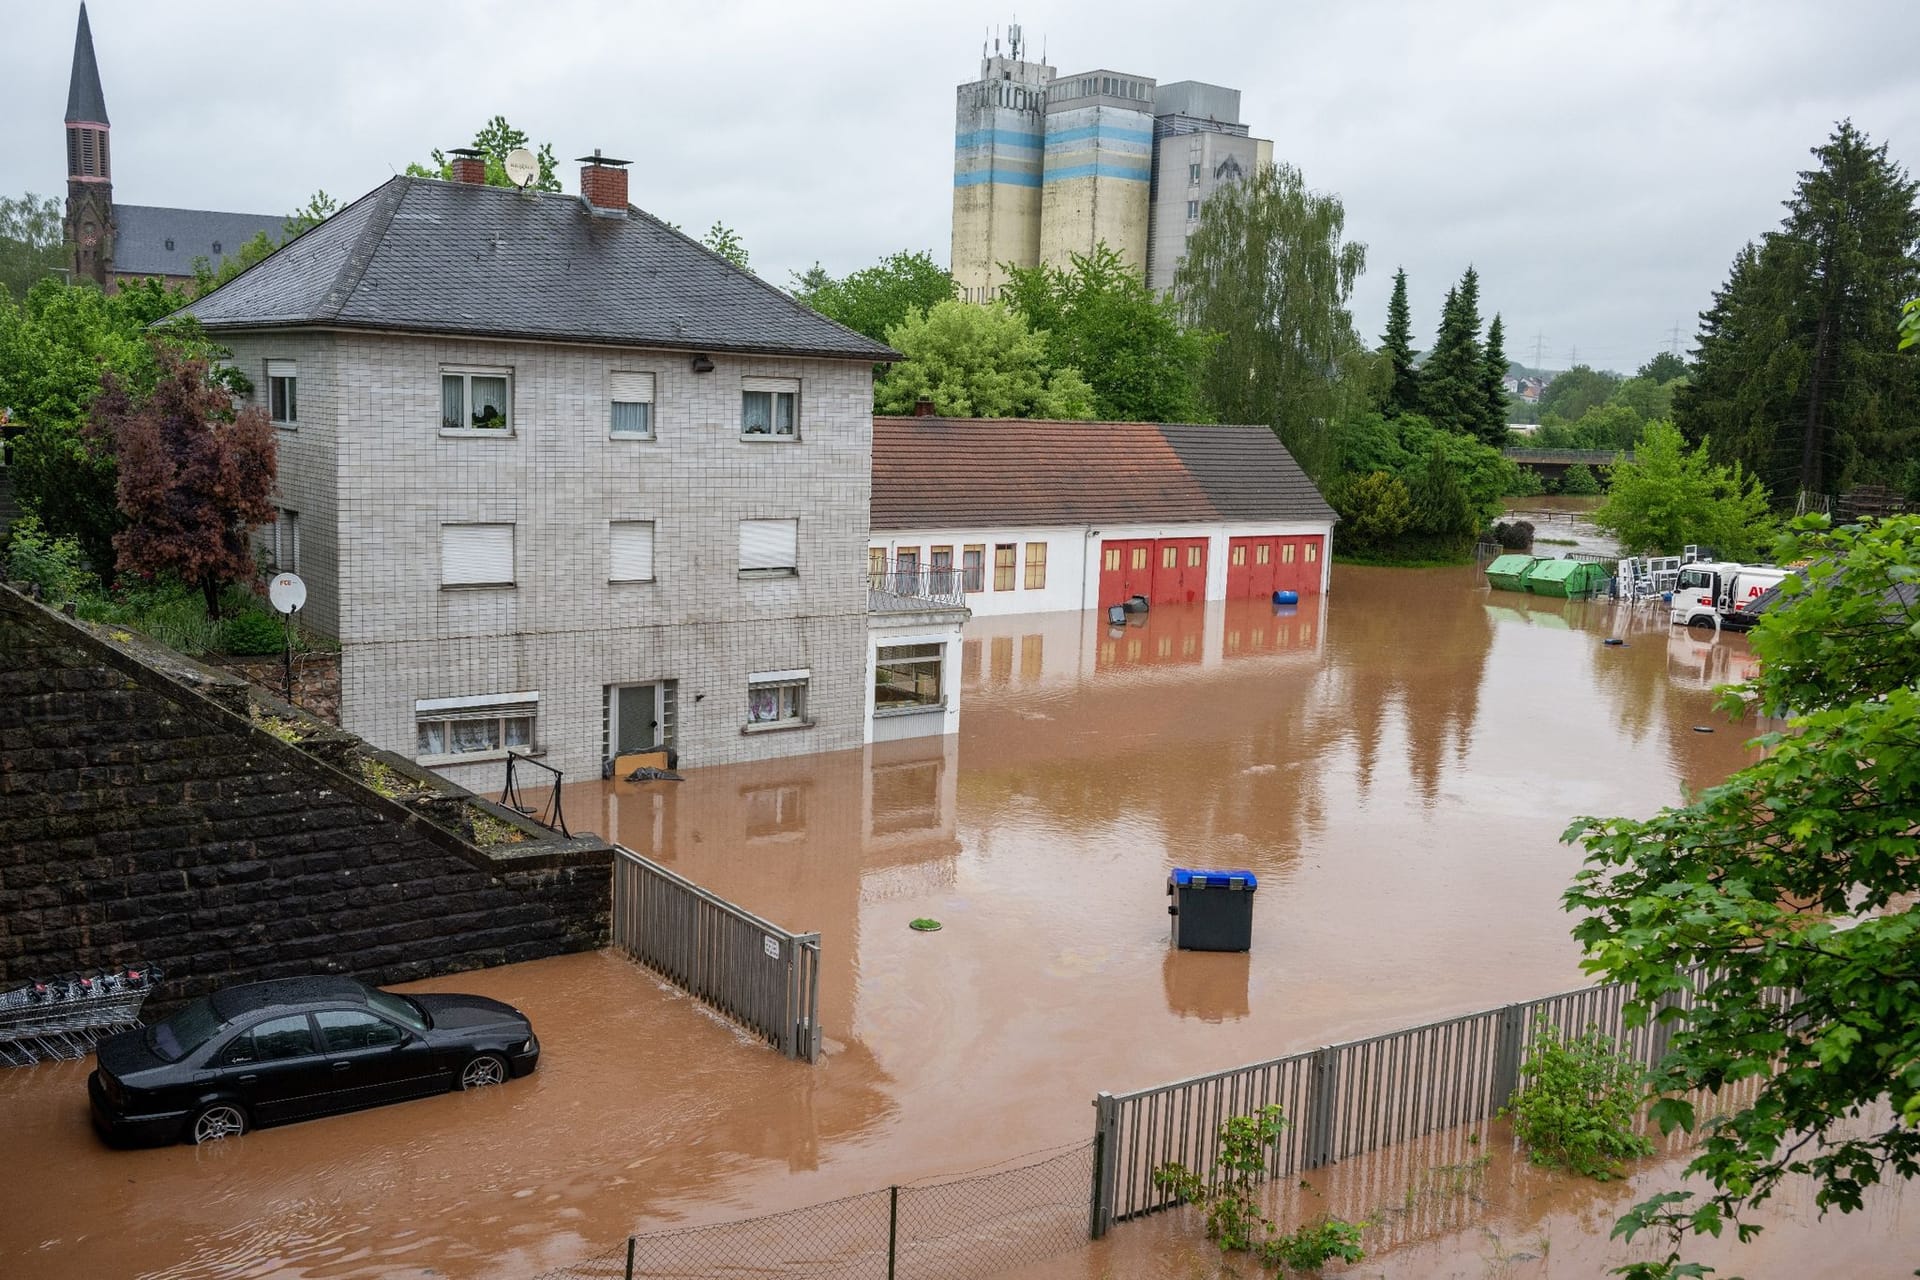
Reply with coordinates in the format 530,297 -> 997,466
365,988 -> 429,1033
147,998 -> 223,1063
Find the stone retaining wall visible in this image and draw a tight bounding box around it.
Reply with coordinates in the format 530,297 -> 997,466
0,585 -> 612,1009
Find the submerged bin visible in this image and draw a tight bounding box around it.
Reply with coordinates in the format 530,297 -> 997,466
1523,558 -> 1607,597
1485,554 -> 1538,592
1167,868 -> 1257,952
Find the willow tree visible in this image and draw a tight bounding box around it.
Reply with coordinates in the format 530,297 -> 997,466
1175,163 -> 1370,478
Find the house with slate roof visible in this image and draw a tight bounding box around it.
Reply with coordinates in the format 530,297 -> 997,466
62,5 -> 283,291
180,156 -> 968,788
868,416 -> 1336,618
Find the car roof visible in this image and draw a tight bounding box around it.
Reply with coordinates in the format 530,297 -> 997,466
207,976 -> 372,1022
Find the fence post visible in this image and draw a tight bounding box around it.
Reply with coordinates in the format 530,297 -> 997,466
887,1184 -> 899,1280
1089,1094 -> 1114,1239
1304,1047 -> 1339,1169
1492,1002 -> 1528,1111
624,1235 -> 635,1280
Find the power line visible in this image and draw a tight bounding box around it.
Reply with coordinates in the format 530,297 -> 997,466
1531,329 -> 1547,371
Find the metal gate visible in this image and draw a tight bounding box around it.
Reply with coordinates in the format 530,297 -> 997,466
610,845 -> 822,1061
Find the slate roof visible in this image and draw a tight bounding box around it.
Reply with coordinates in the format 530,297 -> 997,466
176,176 -> 898,362
871,417 -> 1337,530
112,205 -> 285,278
66,3 -> 108,123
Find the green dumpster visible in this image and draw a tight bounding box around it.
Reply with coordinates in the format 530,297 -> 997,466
1485,554 -> 1537,592
1523,558 -> 1608,597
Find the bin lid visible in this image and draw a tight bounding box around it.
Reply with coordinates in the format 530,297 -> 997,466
1169,868 -> 1258,890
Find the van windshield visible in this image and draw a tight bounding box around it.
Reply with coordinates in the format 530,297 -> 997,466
148,998 -> 223,1063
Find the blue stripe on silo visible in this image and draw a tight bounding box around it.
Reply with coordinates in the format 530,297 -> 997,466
1045,124 -> 1156,146
954,129 -> 1045,150
1041,162 -> 1152,184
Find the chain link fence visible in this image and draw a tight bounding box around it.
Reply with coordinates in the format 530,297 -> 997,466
532,1141 -> 1093,1280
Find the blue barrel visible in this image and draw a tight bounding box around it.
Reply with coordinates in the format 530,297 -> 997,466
1272,590 -> 1299,605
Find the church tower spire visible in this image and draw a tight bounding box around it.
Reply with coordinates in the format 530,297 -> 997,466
65,3 -> 115,285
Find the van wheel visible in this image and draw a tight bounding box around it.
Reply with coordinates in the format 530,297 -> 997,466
1687,616 -> 1717,631
459,1053 -> 508,1090
189,1102 -> 248,1144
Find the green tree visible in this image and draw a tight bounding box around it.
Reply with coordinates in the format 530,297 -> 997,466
1593,420 -> 1774,559
1406,440 -> 1477,546
191,230 -> 277,296
1901,297 -> 1919,350
406,116 -> 561,190
1607,374 -> 1681,427
1677,122 -> 1920,499
1381,267 -> 1421,415
1565,514 -> 1920,1278
1,193 -> 67,301
1535,402 -> 1647,452
1330,470 -> 1414,554
1420,267 -> 1485,436
1477,312 -> 1511,445
874,299 -> 1095,419
1002,243 -> 1214,421
790,250 -> 955,345
283,190 -> 339,240
702,222 -> 749,272
1175,162 -> 1371,478
1539,364 -> 1623,424
1637,351 -> 1688,384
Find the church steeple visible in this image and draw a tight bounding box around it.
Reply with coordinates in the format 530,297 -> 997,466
65,3 -> 115,285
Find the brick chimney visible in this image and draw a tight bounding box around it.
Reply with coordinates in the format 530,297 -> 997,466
913,396 -> 937,417
577,149 -> 630,216
448,147 -> 486,185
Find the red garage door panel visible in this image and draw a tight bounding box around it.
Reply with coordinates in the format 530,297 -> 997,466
1099,539 -> 1154,607
1151,539 -> 1207,605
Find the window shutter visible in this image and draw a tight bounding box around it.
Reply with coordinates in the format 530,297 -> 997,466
609,521 -> 655,581
610,372 -> 654,402
741,376 -> 799,394
441,524 -> 514,586
739,518 -> 798,571
266,359 -> 296,380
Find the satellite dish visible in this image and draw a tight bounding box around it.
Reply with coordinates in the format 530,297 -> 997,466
268,572 -> 307,615
503,148 -> 539,189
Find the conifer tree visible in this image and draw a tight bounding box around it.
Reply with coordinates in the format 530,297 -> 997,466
1421,268 -> 1484,435
1477,313 -> 1511,445
1381,267 -> 1421,415
1675,121 -> 1920,499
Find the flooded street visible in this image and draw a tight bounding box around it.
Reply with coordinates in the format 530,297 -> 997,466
4,566 -> 1901,1277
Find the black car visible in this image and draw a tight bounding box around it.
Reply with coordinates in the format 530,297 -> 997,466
89,975 -> 539,1146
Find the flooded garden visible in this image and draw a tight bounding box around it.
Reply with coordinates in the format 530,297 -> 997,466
2,565 -> 1906,1277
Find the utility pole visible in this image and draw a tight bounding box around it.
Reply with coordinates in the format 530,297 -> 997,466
1531,329 -> 1547,372
1667,322 -> 1682,354
1568,345 -> 1579,368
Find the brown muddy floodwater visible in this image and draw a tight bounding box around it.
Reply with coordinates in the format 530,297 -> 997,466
2,566 -> 1905,1278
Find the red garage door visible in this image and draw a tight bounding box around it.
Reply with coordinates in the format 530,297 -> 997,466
1152,538 -> 1207,605
1097,539 -> 1154,607
1228,537 -> 1280,600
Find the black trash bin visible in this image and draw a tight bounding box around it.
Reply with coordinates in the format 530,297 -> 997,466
1167,868 -> 1257,951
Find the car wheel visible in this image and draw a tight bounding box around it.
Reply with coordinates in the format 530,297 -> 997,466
459,1053 -> 508,1090
189,1102 -> 248,1144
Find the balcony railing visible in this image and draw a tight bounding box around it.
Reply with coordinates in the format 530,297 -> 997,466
868,557 -> 969,610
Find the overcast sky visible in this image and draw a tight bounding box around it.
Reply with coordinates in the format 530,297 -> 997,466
5,0 -> 1917,374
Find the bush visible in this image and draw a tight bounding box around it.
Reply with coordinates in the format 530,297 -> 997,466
3,514 -> 96,601
222,609 -> 285,655
1504,465 -> 1546,497
1492,520 -> 1536,551
1503,1028 -> 1654,1180
1561,463 -> 1603,495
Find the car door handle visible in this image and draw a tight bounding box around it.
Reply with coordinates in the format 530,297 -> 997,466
236,1074 -> 258,1085
332,1061 -> 352,1072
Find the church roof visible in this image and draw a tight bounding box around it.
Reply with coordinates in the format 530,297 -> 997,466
66,3 -> 108,124
111,205 -> 285,278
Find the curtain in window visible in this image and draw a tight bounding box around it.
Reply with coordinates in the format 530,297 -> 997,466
441,376 -> 464,430
418,722 -> 447,755
742,391 -> 772,434
450,718 -> 500,754
610,401 -> 651,436
470,376 -> 508,428
772,392 -> 795,435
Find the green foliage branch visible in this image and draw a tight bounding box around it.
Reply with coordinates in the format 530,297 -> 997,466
1502,1028 -> 1655,1180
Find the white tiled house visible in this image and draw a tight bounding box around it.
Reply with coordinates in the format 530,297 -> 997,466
184,158 -> 962,792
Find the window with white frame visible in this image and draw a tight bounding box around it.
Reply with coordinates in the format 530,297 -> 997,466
441,367 -> 512,432
874,643 -> 944,712
415,692 -> 537,761
440,523 -> 514,587
738,518 -> 798,577
741,376 -> 798,438
609,520 -> 656,582
271,508 -> 299,573
746,669 -> 809,728
1186,199 -> 1200,221
267,360 -> 297,426
609,371 -> 655,438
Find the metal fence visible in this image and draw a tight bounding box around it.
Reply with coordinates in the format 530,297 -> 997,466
530,1141 -> 1094,1280
610,845 -> 822,1061
1089,970 -> 1710,1234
